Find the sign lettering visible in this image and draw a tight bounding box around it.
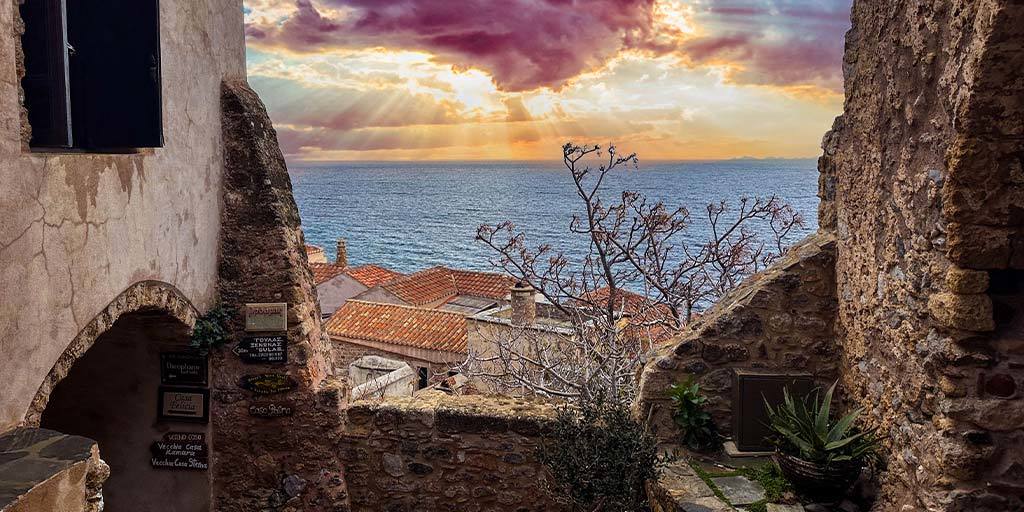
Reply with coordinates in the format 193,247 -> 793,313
238,373 -> 297,395
245,303 -> 288,332
157,387 -> 210,423
160,352 -> 208,386
234,335 -> 287,364
248,402 -> 295,418
150,432 -> 209,471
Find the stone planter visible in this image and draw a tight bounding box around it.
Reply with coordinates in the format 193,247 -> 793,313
775,452 -> 861,501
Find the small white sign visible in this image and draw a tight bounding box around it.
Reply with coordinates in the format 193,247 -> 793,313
245,303 -> 288,332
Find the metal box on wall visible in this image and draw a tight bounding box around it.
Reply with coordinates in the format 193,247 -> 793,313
732,371 -> 817,452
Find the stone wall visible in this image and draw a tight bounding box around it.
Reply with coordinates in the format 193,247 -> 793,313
637,232 -> 839,440
821,0 -> 1024,509
340,394 -> 564,512
210,80 -> 346,511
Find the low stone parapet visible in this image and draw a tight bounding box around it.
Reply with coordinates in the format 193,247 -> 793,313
340,393 -> 563,511
0,428 -> 108,512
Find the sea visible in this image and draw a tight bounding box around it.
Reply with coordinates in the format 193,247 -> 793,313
290,159 -> 821,274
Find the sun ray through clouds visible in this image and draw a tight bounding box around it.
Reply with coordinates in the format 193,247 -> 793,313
245,0 -> 851,161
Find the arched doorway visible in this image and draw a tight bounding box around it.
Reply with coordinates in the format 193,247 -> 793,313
33,285 -> 211,511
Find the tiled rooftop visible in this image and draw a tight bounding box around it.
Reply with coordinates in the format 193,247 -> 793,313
310,263 -> 347,285
305,244 -> 325,256
346,264 -> 404,288
324,300 -> 467,353
381,266 -> 513,306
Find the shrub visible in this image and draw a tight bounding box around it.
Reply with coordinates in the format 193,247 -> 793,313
538,393 -> 667,511
190,304 -> 233,352
764,381 -> 877,465
668,378 -> 721,452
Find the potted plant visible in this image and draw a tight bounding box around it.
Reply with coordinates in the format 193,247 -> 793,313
668,378 -> 721,452
764,381 -> 877,499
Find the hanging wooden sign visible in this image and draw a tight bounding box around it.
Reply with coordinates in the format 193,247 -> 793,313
160,352 -> 208,386
150,432 -> 209,471
157,386 -> 210,423
238,373 -> 297,395
234,335 -> 287,364
248,402 -> 295,418
245,303 -> 288,332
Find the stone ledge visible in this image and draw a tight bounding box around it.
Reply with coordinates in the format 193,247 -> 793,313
0,428 -> 107,512
345,392 -> 557,435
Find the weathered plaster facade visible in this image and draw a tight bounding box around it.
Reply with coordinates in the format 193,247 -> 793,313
0,0 -> 245,430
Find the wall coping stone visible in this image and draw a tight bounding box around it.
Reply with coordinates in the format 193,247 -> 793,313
0,428 -> 102,511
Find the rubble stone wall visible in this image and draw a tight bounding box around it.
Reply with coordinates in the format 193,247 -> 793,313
212,80 -> 346,512
637,232 -> 839,440
821,0 -> 1024,509
340,394 -> 565,512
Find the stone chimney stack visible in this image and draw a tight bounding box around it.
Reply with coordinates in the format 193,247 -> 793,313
509,281 -> 536,326
336,238 -> 348,267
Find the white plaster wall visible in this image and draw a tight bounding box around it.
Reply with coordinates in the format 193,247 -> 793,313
0,0 -> 245,429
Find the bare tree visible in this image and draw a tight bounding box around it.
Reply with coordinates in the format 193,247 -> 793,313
461,143 -> 803,403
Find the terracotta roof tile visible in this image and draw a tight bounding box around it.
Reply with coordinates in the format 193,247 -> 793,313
381,266 -> 459,306
325,300 -> 467,353
381,266 -> 512,306
346,264 -> 404,288
450,269 -> 514,301
305,244 -> 325,256
310,263 -> 346,285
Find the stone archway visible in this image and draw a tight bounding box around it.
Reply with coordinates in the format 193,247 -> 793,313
25,281 -> 198,426
24,281 -> 211,512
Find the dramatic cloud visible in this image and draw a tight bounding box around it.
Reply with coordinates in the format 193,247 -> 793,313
680,0 -> 850,90
244,0 -> 852,160
247,0 -> 674,92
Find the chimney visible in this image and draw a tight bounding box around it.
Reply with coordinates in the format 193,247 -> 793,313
336,238 -> 348,267
509,281 -> 536,326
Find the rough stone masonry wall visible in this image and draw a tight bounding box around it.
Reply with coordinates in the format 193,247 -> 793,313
340,394 -> 564,512
637,233 -> 839,440
819,0 -> 1024,510
212,80 -> 346,511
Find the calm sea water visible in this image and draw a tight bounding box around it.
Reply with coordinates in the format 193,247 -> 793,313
290,160 -> 820,274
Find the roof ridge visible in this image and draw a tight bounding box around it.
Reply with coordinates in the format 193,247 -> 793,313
344,299 -> 462,317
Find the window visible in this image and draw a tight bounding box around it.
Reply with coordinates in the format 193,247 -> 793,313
417,367 -> 429,389
20,0 -> 163,150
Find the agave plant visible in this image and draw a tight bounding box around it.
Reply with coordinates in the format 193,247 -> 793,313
764,381 -> 877,466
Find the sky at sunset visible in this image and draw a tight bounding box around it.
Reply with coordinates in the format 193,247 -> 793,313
243,0 -> 852,161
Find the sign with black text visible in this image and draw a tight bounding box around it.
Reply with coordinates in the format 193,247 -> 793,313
238,373 -> 297,395
235,335 -> 287,364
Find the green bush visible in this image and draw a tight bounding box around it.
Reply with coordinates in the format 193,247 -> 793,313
190,304 -> 233,352
668,378 -> 721,452
538,393 -> 667,511
764,381 -> 877,465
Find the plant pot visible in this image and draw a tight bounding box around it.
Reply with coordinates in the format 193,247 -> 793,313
774,452 -> 862,500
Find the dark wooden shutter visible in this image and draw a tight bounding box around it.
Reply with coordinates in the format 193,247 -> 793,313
69,0 -> 162,149
20,0 -> 72,147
